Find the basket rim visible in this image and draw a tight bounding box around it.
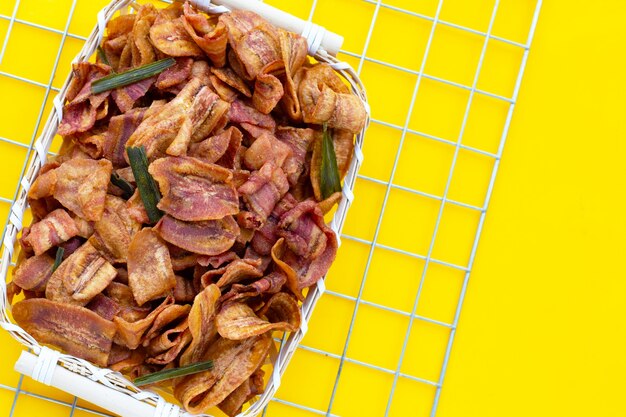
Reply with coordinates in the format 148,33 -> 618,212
0,1 -> 370,416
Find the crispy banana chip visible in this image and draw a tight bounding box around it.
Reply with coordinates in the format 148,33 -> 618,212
250,193 -> 297,256
228,99 -> 276,132
173,274 -> 197,303
113,295 -> 174,349
197,251 -> 239,268
200,258 -> 263,289
169,246 -> 199,272
182,2 -> 228,67
173,333 -> 272,413
71,213 -> 94,239
89,195 -> 141,263
190,96 -> 231,144
258,292 -> 301,328
243,133 -> 292,171
46,241 -> 117,306
129,4 -> 157,68
126,79 -> 228,159
126,189 -> 150,224
211,67 -> 251,98
218,369 -> 264,417
102,34 -> 128,71
112,77 -> 155,113
279,200 -> 328,259
277,200 -> 338,289
125,78 -> 201,155
149,4 -> 203,57
106,14 -> 135,40
209,74 -> 239,102
70,128 -> 107,159
252,73 -> 284,114
180,284 -> 221,366
145,314 -> 189,356
149,156 -> 238,221
220,11 -> 281,80
103,107 -> 151,167
143,304 -> 191,344
27,163 -> 59,202
108,345 -> 146,371
216,292 -> 299,340
58,63 -> 111,137
147,328 -> 192,365
333,128 -> 355,179
106,281 -> 151,323
188,126 -> 242,167
318,191 -> 342,215
224,271 -> 287,303
12,253 -> 54,292
28,158 -> 113,222
279,30 -> 308,120
86,293 -> 121,321
55,158 -> 113,221
22,209 -> 79,256
156,57 -> 193,90
275,126 -> 317,185
270,238 -> 302,301
12,298 -> 116,367
298,64 -> 367,133
154,215 -> 239,256
166,88 -> 225,156
128,228 -> 176,306
238,162 -> 289,224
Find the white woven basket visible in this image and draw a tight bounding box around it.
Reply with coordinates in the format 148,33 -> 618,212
0,1 -> 369,416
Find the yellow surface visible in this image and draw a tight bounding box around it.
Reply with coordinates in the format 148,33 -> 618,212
0,1 -> 624,417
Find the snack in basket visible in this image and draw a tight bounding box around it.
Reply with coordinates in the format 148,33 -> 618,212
7,1 -> 366,415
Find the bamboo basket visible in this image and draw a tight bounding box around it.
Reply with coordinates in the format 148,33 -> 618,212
0,0 -> 369,416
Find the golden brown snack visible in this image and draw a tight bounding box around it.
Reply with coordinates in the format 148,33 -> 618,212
173,334 -> 273,413
45,241 -> 117,306
12,298 -> 117,367
127,228 -> 176,306
216,292 -> 300,340
149,156 -> 238,221
9,2 -> 367,414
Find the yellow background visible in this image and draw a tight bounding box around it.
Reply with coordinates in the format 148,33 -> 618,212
1,0 -> 624,416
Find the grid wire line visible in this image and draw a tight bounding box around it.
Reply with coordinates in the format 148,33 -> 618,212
429,2 -> 544,414
325,0 -> 445,414
382,1 -> 500,414
0,0 -> 543,416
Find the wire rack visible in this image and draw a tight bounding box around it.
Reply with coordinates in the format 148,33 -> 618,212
0,0 -> 542,416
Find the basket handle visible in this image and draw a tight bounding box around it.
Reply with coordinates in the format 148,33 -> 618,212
193,0 -> 344,56
15,350 -> 187,417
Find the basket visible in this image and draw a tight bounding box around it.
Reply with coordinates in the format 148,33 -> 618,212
0,1 -> 369,416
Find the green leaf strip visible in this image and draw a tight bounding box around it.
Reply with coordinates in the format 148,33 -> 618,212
320,123 -> 342,199
133,360 -> 214,387
91,58 -> 175,94
110,172 -> 134,200
51,247 -> 65,273
126,146 -> 163,224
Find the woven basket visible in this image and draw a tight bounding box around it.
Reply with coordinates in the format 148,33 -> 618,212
0,1 -> 369,416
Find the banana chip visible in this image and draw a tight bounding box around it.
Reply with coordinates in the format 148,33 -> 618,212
173,334 -> 272,413
13,298 -> 116,367
216,292 -> 300,340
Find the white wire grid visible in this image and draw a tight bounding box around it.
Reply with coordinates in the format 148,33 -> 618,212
0,0 -> 542,416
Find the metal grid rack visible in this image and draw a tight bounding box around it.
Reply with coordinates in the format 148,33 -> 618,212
0,0 -> 542,416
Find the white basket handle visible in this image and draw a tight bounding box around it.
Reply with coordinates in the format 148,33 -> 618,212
14,350 -> 201,417
198,0 -> 344,56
